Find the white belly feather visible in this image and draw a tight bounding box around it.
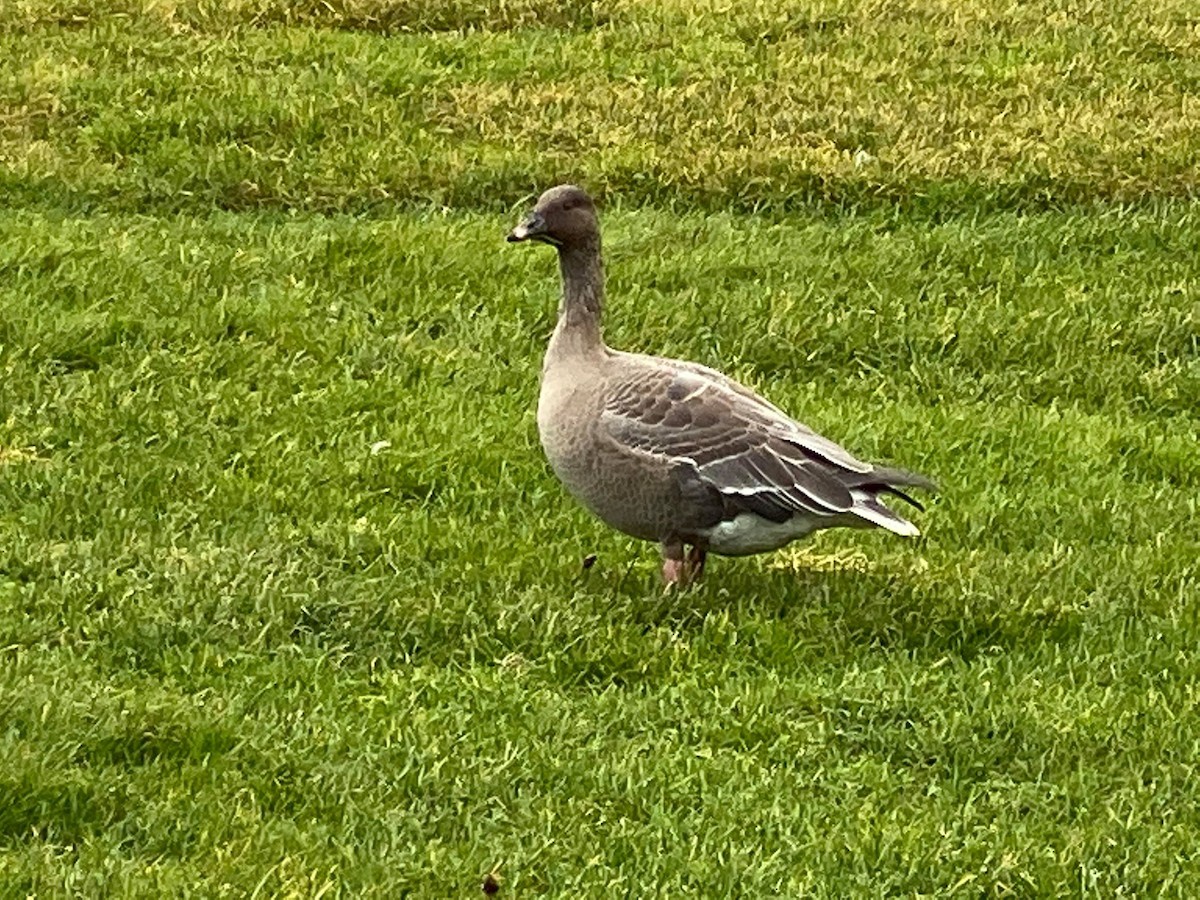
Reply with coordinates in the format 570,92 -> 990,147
698,512 -> 825,557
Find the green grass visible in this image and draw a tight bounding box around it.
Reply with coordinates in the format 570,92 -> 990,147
4,0 -> 1200,213
2,1 -> 1200,896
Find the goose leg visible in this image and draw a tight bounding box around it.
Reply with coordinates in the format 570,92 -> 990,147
662,540 -> 707,586
661,540 -> 686,585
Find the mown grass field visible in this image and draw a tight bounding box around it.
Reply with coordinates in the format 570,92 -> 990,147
2,0 -> 1199,895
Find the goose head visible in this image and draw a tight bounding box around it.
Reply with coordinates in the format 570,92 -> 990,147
507,184 -> 599,251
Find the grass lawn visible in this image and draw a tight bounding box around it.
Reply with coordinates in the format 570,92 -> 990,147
2,0 -> 1199,895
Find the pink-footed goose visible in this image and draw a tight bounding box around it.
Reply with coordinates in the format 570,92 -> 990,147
507,184 -> 935,584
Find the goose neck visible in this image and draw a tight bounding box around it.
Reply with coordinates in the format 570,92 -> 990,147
553,243 -> 604,351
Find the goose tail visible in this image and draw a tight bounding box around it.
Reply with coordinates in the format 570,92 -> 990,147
844,465 -> 937,537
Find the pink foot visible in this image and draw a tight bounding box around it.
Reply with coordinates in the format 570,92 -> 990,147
662,557 -> 686,585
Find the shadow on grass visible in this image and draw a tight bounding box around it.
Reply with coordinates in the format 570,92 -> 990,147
615,559 -> 1085,666
0,776 -> 125,846
77,532 -> 1088,690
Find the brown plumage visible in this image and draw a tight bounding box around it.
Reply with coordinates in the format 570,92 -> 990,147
507,184 -> 935,584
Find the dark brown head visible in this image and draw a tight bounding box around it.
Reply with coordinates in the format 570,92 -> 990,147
506,184 -> 599,251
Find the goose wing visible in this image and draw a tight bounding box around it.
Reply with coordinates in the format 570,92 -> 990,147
599,363 -> 876,523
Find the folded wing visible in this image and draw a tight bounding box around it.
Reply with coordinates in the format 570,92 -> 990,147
600,363 -> 932,534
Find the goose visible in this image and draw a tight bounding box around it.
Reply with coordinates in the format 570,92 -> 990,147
507,184 -> 935,584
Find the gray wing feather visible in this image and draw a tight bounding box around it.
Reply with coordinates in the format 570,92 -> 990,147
600,364 -> 884,522
661,356 -> 873,474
